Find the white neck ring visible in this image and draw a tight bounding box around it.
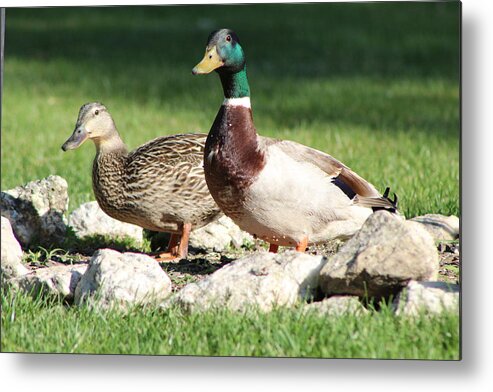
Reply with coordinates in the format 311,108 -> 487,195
222,97 -> 251,108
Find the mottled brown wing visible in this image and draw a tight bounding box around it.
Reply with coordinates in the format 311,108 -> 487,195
128,133 -> 207,167
125,133 -> 210,196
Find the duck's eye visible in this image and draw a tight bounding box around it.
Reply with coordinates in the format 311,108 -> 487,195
226,35 -> 231,42
94,110 -> 99,115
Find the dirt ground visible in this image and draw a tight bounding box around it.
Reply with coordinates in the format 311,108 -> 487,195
158,239 -> 460,292
25,239 -> 460,292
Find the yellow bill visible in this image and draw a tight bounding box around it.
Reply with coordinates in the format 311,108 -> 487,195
192,46 -> 224,75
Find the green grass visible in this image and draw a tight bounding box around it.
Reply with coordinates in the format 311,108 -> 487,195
1,289 -> 459,359
0,3 -> 460,359
1,3 -> 459,218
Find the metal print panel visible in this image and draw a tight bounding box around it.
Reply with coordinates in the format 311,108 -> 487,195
1,1 -> 460,359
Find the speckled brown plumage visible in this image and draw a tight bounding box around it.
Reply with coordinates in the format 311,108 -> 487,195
92,133 -> 220,233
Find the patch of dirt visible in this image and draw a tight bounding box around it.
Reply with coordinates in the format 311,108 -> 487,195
160,239 -> 345,291
158,251 -> 242,292
437,241 -> 460,284
23,251 -> 89,271
306,240 -> 345,258
32,238 -> 459,291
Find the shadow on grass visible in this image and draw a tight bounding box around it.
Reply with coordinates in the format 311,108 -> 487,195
159,254 -> 235,277
5,3 -> 460,78
5,2 -> 460,137
61,227 -> 144,256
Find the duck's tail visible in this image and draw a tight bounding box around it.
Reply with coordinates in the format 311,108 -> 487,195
354,187 -> 399,213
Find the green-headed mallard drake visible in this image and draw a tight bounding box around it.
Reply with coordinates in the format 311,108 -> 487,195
192,29 -> 398,253
61,102 -> 222,259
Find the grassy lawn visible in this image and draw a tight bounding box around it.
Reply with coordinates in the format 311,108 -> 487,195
1,289 -> 459,359
2,3 -> 459,217
1,3 -> 460,359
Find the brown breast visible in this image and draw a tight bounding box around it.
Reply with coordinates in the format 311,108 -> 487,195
204,105 -> 266,218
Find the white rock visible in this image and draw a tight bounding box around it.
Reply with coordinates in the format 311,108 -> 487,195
0,175 -> 69,248
1,216 -> 29,282
410,214 -> 459,241
393,280 -> 459,316
302,296 -> 368,316
69,201 -> 143,246
75,249 -> 171,308
320,211 -> 439,299
189,215 -> 253,252
167,251 -> 327,312
12,264 -> 87,303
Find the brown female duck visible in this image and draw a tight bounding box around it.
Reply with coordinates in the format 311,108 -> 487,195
62,102 -> 221,259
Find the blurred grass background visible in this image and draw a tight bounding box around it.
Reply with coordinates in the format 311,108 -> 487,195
1,2 -> 460,218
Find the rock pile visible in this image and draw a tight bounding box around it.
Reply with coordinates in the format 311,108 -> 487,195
11,264 -> 88,303
302,296 -> 368,316
165,251 -> 326,312
75,249 -> 172,308
69,201 -> 144,246
319,211 -> 439,299
189,215 -> 254,252
1,175 -> 460,316
393,280 -> 459,316
1,175 -> 68,248
1,216 -> 30,283
410,214 -> 460,241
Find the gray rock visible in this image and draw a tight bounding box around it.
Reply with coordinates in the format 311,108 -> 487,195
393,280 -> 459,316
11,264 -> 87,303
319,211 -> 439,299
410,214 -> 459,241
167,251 -> 327,312
189,215 -> 253,252
69,201 -> 143,246
1,216 -> 29,282
0,175 -> 68,248
302,296 -> 368,316
75,249 -> 172,308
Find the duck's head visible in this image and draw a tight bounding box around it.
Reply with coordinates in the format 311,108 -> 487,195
192,29 -> 245,75
61,102 -> 115,151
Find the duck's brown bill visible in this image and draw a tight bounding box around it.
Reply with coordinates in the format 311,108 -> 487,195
192,46 -> 224,75
61,126 -> 88,151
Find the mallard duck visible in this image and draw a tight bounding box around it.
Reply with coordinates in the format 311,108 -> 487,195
192,29 -> 398,252
61,102 -> 222,259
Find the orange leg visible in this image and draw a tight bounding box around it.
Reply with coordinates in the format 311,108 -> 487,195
154,233 -> 180,261
268,243 -> 279,253
155,224 -> 192,261
295,237 -> 308,252
166,233 -> 180,256
176,223 -> 192,259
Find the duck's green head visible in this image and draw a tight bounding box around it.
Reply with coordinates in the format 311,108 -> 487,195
193,29 -> 250,98
192,29 -> 245,75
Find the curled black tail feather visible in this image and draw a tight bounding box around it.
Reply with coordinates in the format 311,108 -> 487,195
353,186 -> 399,213
373,187 -> 398,213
